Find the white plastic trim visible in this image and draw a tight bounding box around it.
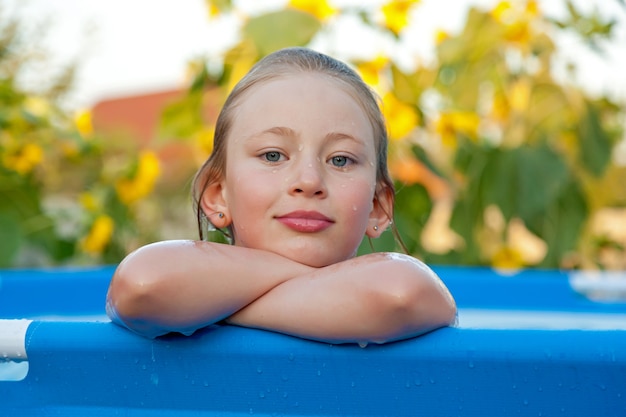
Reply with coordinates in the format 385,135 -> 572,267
569,271 -> 626,302
0,319 -> 32,360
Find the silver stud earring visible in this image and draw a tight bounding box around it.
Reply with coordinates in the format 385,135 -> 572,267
373,225 -> 379,231
218,212 -> 224,219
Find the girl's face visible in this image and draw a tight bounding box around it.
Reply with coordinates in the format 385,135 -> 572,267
216,73 -> 386,267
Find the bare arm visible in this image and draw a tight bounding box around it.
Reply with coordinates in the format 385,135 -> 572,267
105,240 -> 314,338
225,252 -> 457,344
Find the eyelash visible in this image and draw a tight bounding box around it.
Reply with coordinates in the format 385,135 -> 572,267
328,155 -> 355,167
259,151 -> 357,168
262,151 -> 284,163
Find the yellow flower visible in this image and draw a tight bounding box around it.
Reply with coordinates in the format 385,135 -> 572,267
208,4 -> 220,18
356,56 -> 389,92
79,192 -> 99,213
75,109 -> 93,137
206,0 -> 231,18
115,151 -> 161,205
504,21 -> 531,44
226,41 -> 257,93
193,126 -> 215,156
434,29 -> 450,45
81,215 -> 115,255
435,111 -> 480,147
491,0 -> 538,45
491,1 -> 512,23
492,245 -> 525,270
490,91 -> 510,122
2,143 -> 44,175
381,0 -> 420,35
382,93 -> 419,141
289,0 -> 336,20
525,0 -> 539,17
509,78 -> 531,112
24,97 -> 51,118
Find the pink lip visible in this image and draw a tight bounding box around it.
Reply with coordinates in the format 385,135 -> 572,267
276,210 -> 334,233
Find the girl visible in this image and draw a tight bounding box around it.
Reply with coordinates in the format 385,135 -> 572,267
106,47 -> 457,344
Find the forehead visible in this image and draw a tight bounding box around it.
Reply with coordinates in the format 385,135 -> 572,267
228,73 -> 375,143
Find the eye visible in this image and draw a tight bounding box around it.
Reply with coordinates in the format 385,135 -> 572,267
329,155 -> 354,167
263,151 -> 283,162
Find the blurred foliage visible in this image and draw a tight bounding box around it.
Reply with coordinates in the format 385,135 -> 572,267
0,9 -> 160,267
3,0 -> 625,270
159,0 -> 625,270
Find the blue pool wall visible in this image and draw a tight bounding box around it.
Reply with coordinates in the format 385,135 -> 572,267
1,265 -> 625,416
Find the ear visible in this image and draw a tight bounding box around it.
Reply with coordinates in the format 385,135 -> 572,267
366,183 -> 394,238
200,180 -> 231,229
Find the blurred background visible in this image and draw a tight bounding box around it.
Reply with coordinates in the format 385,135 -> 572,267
1,0 -> 625,270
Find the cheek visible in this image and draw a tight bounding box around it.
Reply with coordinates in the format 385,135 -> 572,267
224,170 -> 277,238
339,178 -> 375,219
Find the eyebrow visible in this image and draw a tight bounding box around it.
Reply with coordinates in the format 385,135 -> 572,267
245,126 -> 298,142
245,126 -> 366,146
324,131 -> 365,146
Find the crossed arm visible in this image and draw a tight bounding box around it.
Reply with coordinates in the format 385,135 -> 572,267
105,240 -> 457,343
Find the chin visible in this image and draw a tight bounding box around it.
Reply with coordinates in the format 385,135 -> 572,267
279,246 -> 355,268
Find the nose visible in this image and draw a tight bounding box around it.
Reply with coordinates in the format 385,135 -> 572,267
289,159 -> 327,198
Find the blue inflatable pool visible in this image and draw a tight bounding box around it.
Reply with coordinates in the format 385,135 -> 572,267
1,265 -> 625,416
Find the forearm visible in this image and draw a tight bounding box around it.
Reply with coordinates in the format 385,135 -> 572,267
106,240 -> 314,337
226,253 -> 457,344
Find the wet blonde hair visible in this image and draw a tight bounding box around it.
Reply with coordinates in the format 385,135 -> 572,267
193,47 -> 396,243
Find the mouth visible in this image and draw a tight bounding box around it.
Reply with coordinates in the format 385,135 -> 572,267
275,210 -> 334,233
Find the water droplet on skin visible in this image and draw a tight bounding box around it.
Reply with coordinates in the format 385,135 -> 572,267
352,206 -> 358,212
358,341 -> 368,348
298,144 -> 304,151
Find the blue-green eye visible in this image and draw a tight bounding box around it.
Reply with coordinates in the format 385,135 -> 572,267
330,155 -> 351,167
264,151 -> 282,162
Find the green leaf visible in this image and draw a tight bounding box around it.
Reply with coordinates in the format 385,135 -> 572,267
526,179 -> 588,268
393,183 -> 432,255
449,198 -> 482,264
516,144 -> 570,222
159,90 -> 205,140
481,148 -> 517,221
242,10 -> 322,56
577,100 -> 612,177
0,212 -> 21,267
411,145 -> 447,180
390,64 -> 421,105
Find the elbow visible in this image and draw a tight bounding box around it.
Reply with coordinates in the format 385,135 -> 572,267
372,256 -> 457,341
106,245 -> 167,335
